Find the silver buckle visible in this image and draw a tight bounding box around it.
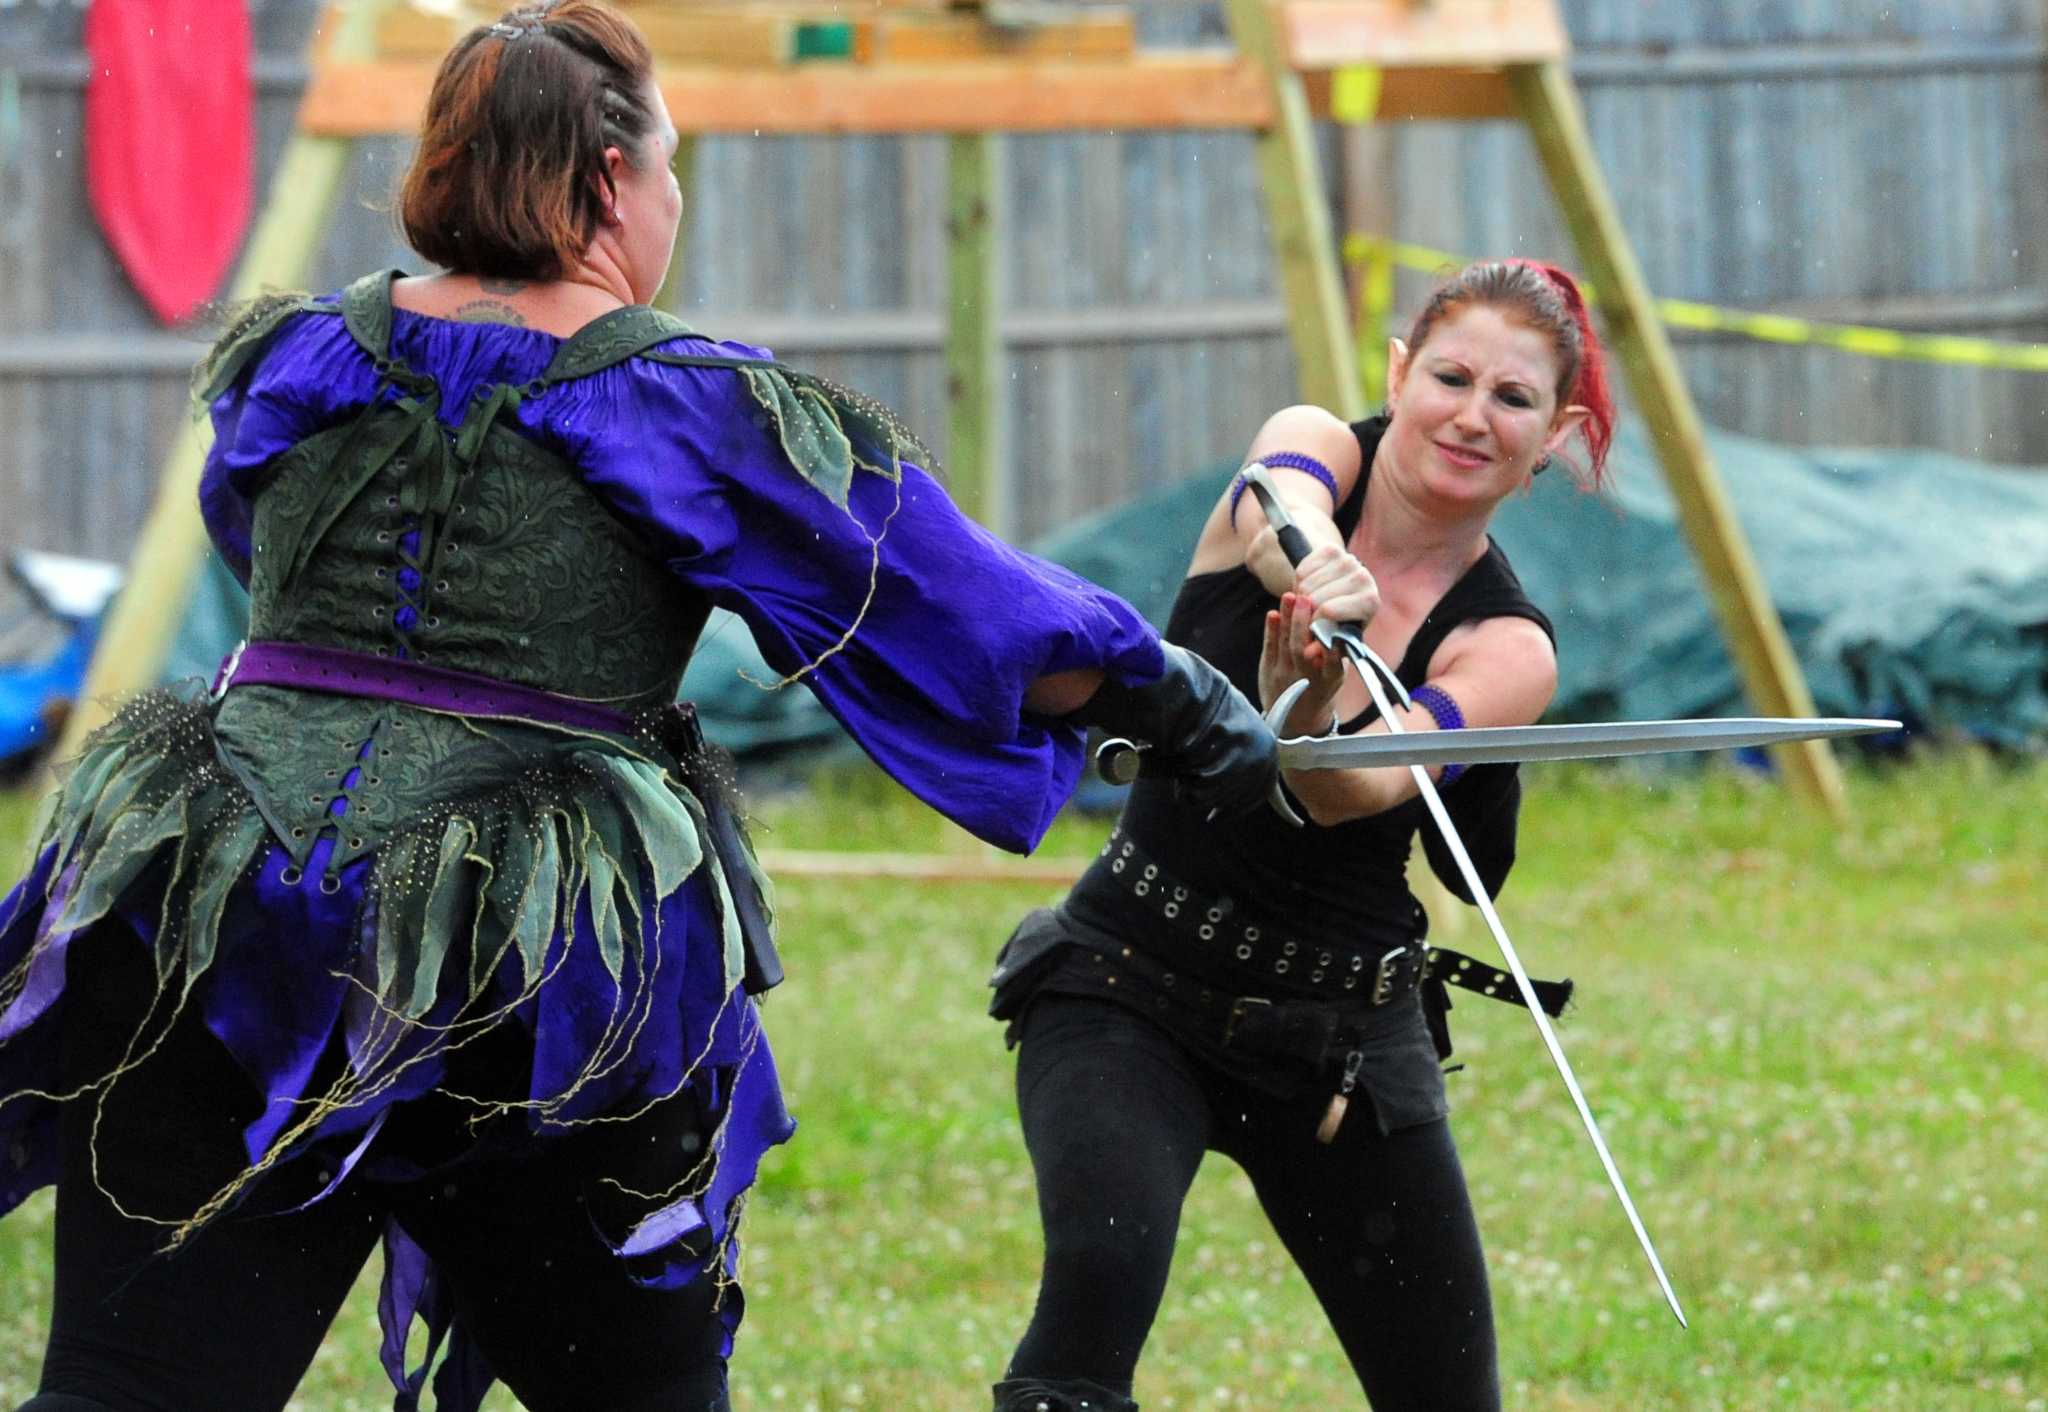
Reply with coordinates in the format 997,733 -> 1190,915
1371,945 -> 1411,1006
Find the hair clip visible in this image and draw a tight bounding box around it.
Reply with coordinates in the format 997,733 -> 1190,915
489,21 -> 542,40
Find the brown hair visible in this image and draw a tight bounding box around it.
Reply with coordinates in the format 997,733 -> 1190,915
397,2 -> 659,281
1404,259 -> 1616,486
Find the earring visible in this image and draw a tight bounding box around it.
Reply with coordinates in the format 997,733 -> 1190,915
1532,455 -> 1554,477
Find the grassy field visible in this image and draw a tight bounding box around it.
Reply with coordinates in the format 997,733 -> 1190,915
1,756 -> 2042,1410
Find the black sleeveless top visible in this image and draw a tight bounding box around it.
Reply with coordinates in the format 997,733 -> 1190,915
1067,416 -> 1555,956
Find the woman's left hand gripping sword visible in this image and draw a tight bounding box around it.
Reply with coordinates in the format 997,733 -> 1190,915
1095,465 -> 1904,1330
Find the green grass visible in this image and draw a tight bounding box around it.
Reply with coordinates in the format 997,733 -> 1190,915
1,756 -> 2043,1410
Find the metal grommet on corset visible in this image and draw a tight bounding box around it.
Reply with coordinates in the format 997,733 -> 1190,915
1164,902 -> 1179,918
1199,924 -> 1215,940
1112,858 -> 1125,874
1282,940 -> 1298,957
1235,943 -> 1252,960
278,865 -> 303,886
1135,880 -> 1149,896
1245,925 -> 1260,942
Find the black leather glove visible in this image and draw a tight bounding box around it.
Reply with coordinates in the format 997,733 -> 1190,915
1071,643 -> 1279,818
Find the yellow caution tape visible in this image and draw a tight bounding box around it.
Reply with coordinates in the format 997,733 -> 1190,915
1343,234 -> 2048,373
1330,66 -> 1382,126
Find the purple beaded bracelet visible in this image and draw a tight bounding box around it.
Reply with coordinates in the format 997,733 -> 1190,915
1410,683 -> 1468,785
1229,452 -> 1339,528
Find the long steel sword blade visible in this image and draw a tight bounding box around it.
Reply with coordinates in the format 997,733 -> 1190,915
1276,715 -> 1899,771
1349,664 -> 1692,1328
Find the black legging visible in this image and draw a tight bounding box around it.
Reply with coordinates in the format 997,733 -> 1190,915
1008,993 -> 1499,1411
21,921 -> 731,1412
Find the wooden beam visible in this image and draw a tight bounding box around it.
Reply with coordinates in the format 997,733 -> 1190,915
302,54 -> 1278,135
299,53 -> 1516,135
1282,0 -> 1569,71
1305,67 -> 1515,121
944,133 -> 1002,527
866,10 -> 1137,64
1508,60 -> 1849,821
53,1 -> 397,768
1226,0 -> 1365,416
655,134 -> 698,314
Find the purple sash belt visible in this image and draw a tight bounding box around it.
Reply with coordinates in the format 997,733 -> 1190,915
214,639 -> 637,735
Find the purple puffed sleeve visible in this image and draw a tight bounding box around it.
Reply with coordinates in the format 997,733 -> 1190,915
198,312 -> 378,586
563,347 -> 1164,852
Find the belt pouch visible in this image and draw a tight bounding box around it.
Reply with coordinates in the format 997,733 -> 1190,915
1223,995 -> 1341,1067
988,907 -> 1074,1037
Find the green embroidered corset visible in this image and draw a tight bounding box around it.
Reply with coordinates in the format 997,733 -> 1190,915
189,269 -> 927,874
209,275 -> 710,871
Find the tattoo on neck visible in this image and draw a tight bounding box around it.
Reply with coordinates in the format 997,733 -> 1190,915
451,298 -> 529,327
478,275 -> 530,296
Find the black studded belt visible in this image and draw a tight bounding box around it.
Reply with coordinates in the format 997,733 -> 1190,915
1088,825 -> 1420,1001
1084,825 -> 1573,1021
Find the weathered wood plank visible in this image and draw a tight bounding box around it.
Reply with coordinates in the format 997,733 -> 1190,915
1283,0 -> 1569,70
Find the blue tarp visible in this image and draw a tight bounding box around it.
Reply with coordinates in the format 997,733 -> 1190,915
124,417 -> 2048,762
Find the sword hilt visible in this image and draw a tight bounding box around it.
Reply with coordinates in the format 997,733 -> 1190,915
1241,465 -> 1411,711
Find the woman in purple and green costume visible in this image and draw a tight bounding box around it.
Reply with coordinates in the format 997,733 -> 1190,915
0,5 -> 1275,1410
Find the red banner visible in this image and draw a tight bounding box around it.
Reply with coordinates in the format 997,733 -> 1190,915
86,0 -> 254,325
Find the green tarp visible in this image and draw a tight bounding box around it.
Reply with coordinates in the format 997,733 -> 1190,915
168,418 -> 2048,756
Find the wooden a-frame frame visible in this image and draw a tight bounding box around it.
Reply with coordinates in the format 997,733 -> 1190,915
59,0 -> 1848,821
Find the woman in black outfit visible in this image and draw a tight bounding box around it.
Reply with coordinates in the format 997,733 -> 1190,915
988,259 -> 1617,1412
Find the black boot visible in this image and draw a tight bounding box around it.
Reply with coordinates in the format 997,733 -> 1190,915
992,1376 -> 1138,1412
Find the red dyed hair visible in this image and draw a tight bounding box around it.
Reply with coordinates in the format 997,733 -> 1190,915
397,2 -> 659,281
1404,259 -> 1616,487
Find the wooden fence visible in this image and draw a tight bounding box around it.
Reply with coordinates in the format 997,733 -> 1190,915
1,0 -> 2042,563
